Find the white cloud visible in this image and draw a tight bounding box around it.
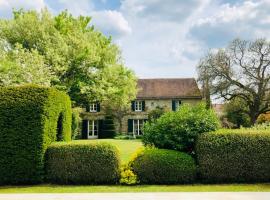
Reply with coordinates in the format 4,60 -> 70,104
0,0 -> 46,18
189,0 -> 270,47
91,10 -> 132,39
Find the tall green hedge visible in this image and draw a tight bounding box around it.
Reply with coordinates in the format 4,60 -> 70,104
46,142 -> 120,184
196,129 -> 270,183
130,148 -> 196,184
0,85 -> 71,184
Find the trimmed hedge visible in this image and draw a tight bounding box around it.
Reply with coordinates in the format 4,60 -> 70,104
46,142 -> 120,184
130,148 -> 196,184
196,129 -> 270,183
0,85 -> 72,184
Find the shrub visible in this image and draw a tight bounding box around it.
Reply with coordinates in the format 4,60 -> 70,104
99,115 -> 116,138
143,103 -> 220,152
71,108 -> 81,139
0,85 -> 71,184
119,164 -> 139,185
130,148 -> 196,184
46,141 -> 120,184
196,129 -> 270,183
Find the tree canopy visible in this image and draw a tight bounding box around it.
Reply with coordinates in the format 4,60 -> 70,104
0,9 -> 137,106
197,38 -> 270,124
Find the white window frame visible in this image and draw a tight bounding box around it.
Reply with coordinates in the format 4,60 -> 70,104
134,101 -> 143,112
88,120 -> 98,139
175,100 -> 182,110
133,119 -> 145,136
89,103 -> 97,112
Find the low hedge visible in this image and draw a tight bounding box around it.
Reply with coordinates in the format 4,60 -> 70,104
0,85 -> 71,184
46,142 -> 120,184
130,148 -> 196,184
196,129 -> 270,183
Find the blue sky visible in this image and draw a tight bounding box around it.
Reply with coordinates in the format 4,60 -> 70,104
1,0 -> 270,78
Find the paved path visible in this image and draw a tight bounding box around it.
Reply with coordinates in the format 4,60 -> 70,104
0,193 -> 269,200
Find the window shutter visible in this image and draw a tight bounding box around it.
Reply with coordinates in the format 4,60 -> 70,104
98,120 -> 103,138
142,101 -> 145,111
97,102 -> 101,112
131,101 -> 135,111
82,120 -> 88,139
172,100 -> 176,111
86,103 -> 90,112
128,119 -> 133,133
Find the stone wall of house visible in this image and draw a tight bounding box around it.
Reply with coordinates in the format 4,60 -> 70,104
81,98 -> 202,134
119,98 -> 201,134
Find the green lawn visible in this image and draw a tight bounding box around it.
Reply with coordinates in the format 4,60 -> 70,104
74,139 -> 143,163
0,184 -> 270,193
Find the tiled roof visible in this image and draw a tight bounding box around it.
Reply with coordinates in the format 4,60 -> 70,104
137,78 -> 202,99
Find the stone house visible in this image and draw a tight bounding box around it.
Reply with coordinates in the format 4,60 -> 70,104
81,78 -> 202,139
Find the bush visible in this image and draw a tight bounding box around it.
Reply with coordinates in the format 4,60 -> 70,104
46,142 -> 120,184
143,103 -> 220,152
99,115 -> 116,138
119,164 -> 139,185
0,85 -> 71,184
130,148 -> 196,184
196,129 -> 270,183
71,108 -> 81,139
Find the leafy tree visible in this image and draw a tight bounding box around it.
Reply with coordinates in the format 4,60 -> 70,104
197,38 -> 270,125
147,106 -> 167,123
0,9 -> 136,107
0,42 -> 55,86
224,98 -> 251,128
101,65 -> 137,133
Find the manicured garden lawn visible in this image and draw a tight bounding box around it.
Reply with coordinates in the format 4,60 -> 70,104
74,139 -> 143,163
0,184 -> 270,193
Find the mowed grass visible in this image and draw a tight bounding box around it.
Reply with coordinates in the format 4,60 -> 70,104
73,139 -> 143,163
0,184 -> 270,193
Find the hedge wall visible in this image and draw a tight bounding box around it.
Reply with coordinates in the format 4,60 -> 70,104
46,142 -> 120,184
196,129 -> 270,183
130,148 -> 196,184
0,85 -> 72,184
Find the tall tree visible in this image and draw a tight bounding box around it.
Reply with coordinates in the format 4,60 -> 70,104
197,38 -> 270,124
0,9 -> 136,106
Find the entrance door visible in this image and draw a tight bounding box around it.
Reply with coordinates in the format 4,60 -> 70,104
133,119 -> 145,136
88,120 -> 98,139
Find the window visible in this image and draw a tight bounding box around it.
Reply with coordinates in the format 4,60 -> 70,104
175,100 -> 182,110
133,119 -> 145,135
89,103 -> 97,112
88,120 -> 98,138
135,101 -> 143,111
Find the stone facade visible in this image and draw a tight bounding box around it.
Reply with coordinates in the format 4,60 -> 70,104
81,78 -> 202,138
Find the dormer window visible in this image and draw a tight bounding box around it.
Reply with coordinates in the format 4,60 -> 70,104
135,101 -> 143,111
89,103 -> 97,112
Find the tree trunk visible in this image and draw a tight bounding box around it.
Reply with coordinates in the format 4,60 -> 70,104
249,111 -> 258,126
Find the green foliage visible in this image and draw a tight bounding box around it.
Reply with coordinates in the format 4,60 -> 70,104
147,106 -> 166,123
71,108 -> 81,139
46,142 -> 120,184
0,9 -> 137,106
142,103 -> 220,152
225,98 -> 251,128
196,129 -> 270,183
0,85 -> 71,184
100,115 -> 116,138
119,164 -> 139,185
130,148 -> 196,184
0,42 -> 55,86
